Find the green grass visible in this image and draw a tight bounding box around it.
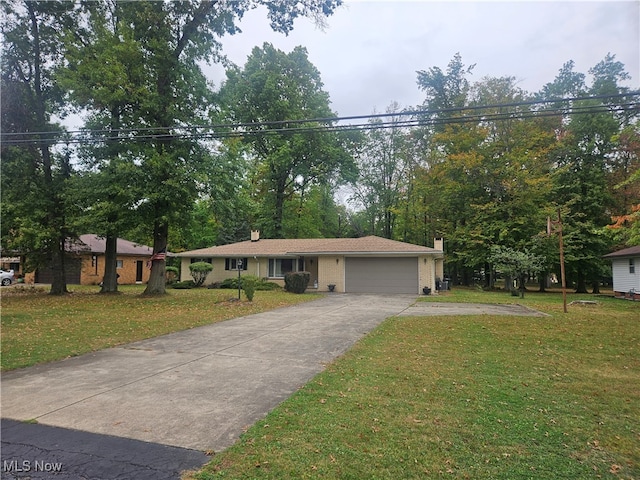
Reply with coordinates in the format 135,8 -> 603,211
189,289 -> 639,480
0,285 -> 320,371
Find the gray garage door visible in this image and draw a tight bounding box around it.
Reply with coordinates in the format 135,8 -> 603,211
345,257 -> 418,294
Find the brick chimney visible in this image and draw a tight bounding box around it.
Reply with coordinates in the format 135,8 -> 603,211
434,237 -> 444,251
251,230 -> 260,242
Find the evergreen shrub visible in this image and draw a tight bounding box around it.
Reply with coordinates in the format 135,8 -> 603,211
284,271 -> 310,294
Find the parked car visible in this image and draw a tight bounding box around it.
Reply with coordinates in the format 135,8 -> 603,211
1,269 -> 15,286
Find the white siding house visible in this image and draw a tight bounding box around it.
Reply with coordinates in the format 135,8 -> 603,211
603,245 -> 640,300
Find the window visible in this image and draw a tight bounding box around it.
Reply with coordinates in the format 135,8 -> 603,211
225,258 -> 248,271
268,258 -> 296,278
116,260 -> 123,269
630,259 -> 636,274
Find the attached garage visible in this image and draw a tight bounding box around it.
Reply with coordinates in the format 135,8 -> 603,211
345,257 -> 418,294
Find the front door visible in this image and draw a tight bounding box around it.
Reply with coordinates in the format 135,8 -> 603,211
136,261 -> 144,283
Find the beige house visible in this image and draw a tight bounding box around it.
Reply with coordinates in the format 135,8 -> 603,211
177,233 -> 444,294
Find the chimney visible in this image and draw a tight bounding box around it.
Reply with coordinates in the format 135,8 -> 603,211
434,237 -> 444,252
251,230 -> 260,242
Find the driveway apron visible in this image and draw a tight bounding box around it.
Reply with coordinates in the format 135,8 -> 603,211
1,294 -> 415,477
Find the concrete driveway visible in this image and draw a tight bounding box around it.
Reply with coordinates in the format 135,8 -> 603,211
1,294 -> 416,479
1,294 -> 547,479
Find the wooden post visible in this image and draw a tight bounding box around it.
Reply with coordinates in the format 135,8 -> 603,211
557,209 -> 567,313
548,211 -> 568,313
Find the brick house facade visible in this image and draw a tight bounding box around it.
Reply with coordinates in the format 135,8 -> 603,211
24,235 -> 155,286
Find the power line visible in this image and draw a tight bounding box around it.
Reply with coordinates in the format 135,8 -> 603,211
2,92 -> 638,146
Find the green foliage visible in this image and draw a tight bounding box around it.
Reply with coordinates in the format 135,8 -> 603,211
165,266 -> 179,284
284,271 -> 311,294
218,275 -> 281,291
189,262 -> 213,287
220,43 -> 358,238
1,1 -> 80,295
242,278 -> 256,302
489,245 -> 545,297
171,280 -> 195,289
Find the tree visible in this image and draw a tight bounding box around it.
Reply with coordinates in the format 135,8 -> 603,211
220,43 -> 357,238
59,1 -> 149,293
351,103 -> 414,238
134,1 -> 343,292
52,0 -> 341,296
546,54 -> 635,292
189,261 -> 213,287
1,1 -> 78,295
489,245 -> 544,298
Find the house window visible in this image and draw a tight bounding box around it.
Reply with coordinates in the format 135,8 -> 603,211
268,258 -> 296,278
630,259 -> 636,274
116,260 -> 123,269
225,258 -> 248,271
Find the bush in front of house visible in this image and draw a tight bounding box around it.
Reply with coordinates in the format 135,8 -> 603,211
284,271 -> 311,294
217,276 -> 281,291
165,266 -> 179,284
189,261 -> 213,287
243,277 -> 256,301
171,280 -> 195,289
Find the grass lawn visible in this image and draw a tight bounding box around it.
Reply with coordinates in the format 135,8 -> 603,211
0,284 -> 320,371
189,288 -> 639,479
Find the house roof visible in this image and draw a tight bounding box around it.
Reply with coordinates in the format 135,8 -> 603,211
70,234 -> 154,256
177,236 -> 443,258
603,245 -> 640,259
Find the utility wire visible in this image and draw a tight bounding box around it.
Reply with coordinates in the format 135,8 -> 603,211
2,92 -> 638,146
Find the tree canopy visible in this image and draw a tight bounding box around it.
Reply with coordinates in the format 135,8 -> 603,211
1,1 -> 638,297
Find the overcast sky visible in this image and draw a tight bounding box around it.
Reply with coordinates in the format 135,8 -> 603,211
204,0 -> 639,117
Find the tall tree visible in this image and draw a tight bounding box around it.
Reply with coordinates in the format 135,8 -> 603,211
135,1 -> 343,292
54,0 -> 342,295
220,43 -> 357,238
351,103 -> 413,238
1,1 -> 78,294
547,54 -> 636,292
59,0 -> 150,293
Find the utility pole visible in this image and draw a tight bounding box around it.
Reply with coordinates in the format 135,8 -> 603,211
548,210 -> 568,313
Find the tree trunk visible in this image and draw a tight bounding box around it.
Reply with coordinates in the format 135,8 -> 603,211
49,237 -> 68,295
538,273 -> 547,292
143,221 -> 168,295
100,234 -> 119,293
591,281 -> 601,294
273,185 -> 286,239
575,273 -> 588,293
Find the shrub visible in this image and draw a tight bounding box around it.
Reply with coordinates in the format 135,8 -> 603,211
256,281 -> 281,291
243,278 -> 256,301
171,280 -> 195,289
218,275 -> 281,291
189,261 -> 213,287
165,266 -> 179,284
284,271 -> 310,294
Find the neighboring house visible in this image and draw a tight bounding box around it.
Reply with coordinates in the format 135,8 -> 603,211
177,233 -> 445,294
24,234 -> 156,286
603,245 -> 640,300
0,255 -> 22,278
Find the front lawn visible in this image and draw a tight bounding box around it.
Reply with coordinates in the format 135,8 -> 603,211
189,289 -> 639,479
0,285 -> 320,371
